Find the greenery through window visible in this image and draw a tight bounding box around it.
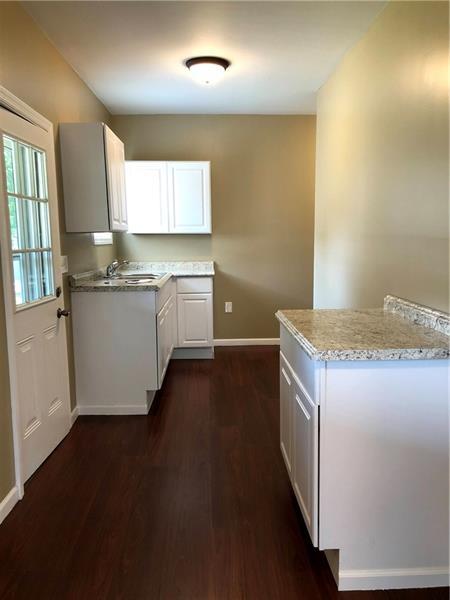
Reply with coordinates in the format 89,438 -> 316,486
3,135 -> 54,307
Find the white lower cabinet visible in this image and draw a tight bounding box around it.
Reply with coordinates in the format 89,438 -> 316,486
279,349 -> 319,547
280,321 -> 449,591
176,277 -> 213,348
72,276 -> 214,415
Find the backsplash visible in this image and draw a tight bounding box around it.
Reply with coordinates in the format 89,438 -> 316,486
384,295 -> 450,336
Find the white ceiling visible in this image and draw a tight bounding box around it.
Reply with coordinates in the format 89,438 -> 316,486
24,1 -> 385,115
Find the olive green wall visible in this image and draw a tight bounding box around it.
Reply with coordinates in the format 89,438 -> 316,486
111,115 -> 316,339
0,2 -> 114,499
314,1 -> 449,311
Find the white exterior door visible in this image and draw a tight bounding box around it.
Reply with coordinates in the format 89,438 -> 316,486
0,106 -> 71,483
125,161 -> 168,233
104,125 -> 128,232
167,161 -> 211,234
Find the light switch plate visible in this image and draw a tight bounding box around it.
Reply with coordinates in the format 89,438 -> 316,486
225,302 -> 233,313
60,255 -> 69,274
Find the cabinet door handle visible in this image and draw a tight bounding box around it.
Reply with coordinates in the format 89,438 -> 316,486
296,394 -> 311,420
281,367 -> 291,385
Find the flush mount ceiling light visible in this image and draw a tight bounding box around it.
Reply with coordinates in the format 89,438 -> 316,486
185,56 -> 231,85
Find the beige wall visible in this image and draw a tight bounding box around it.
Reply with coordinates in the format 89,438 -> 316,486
0,2 -> 114,498
112,115 -> 316,339
314,1 -> 449,311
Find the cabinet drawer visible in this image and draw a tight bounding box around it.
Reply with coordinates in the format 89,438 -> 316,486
176,277 -> 213,294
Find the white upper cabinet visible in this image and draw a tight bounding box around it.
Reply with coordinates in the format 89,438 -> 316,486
60,123 -> 128,233
167,162 -> 211,234
125,161 -> 211,234
125,162 -> 168,233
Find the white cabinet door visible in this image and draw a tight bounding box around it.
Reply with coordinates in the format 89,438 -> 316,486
177,293 -> 213,347
167,161 -> 211,234
125,162 -> 168,233
292,380 -> 318,546
157,298 -> 171,387
116,138 -> 128,230
280,354 -> 293,477
169,295 -> 177,355
104,125 -> 127,232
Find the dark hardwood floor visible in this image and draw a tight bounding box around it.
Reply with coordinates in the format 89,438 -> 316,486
0,347 -> 447,600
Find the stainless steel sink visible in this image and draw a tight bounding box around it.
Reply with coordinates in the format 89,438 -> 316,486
111,273 -> 166,281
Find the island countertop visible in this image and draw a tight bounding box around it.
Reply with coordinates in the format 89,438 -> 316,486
276,295 -> 449,361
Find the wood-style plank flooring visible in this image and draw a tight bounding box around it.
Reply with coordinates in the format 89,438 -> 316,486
0,347 -> 447,599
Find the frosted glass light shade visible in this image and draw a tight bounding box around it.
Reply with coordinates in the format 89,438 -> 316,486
186,57 -> 230,85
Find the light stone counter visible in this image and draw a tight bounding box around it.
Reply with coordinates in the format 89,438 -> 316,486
70,260 -> 215,292
276,295 -> 449,361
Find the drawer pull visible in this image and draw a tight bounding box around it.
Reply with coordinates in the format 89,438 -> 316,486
296,394 -> 311,420
281,367 -> 291,385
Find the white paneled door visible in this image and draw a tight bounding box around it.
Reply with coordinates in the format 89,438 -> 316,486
0,104 -> 71,485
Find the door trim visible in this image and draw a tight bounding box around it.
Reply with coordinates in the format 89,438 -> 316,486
0,85 -> 52,133
0,88 -> 54,499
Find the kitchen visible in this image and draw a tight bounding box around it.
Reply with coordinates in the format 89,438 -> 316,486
0,1 -> 448,598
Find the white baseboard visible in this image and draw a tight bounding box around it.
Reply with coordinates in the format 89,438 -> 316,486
70,406 -> 79,426
0,487 -> 19,525
338,567 -> 450,590
214,338 -> 280,346
77,404 -> 150,416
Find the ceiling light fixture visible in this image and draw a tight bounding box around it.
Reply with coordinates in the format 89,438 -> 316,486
185,56 -> 231,85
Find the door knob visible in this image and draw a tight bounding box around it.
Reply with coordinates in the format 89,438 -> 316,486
57,308 -> 70,319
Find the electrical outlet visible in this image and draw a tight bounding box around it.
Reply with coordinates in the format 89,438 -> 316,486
225,302 -> 233,313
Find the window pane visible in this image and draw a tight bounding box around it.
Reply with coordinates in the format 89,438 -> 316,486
12,254 -> 26,306
8,196 -> 22,250
23,199 -> 40,249
18,143 -> 34,197
26,252 -> 44,302
33,149 -> 48,200
3,137 -> 18,194
38,202 -> 51,248
41,251 -> 54,297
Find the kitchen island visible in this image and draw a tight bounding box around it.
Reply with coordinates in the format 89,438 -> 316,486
276,295 -> 449,591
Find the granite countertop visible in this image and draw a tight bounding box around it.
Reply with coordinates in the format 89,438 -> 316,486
276,295 -> 450,361
70,260 -> 214,292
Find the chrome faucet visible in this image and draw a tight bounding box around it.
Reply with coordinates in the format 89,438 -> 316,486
106,259 -> 129,279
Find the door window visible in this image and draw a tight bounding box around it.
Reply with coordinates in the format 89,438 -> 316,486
3,135 -> 54,307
